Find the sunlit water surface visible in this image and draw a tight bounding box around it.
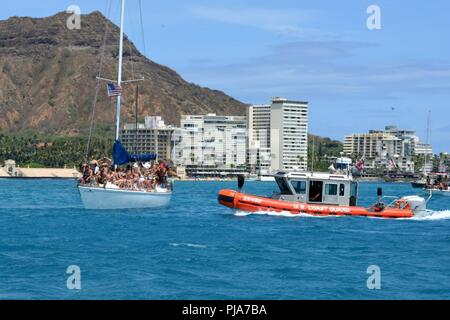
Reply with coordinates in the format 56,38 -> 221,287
0,179 -> 449,299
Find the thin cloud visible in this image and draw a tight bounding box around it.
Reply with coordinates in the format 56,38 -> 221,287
181,40 -> 450,100
188,6 -> 317,37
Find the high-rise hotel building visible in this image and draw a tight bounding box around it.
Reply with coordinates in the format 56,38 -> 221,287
247,97 -> 309,173
343,125 -> 433,173
173,114 -> 247,177
247,104 -> 271,175
270,98 -> 309,171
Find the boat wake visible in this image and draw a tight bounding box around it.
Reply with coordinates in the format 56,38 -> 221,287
234,210 -> 341,218
235,210 -> 450,221
409,210 -> 450,221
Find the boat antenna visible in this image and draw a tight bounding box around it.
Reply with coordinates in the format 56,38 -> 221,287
311,134 -> 315,174
138,0 -> 147,56
114,0 -> 126,142
134,85 -> 139,155
426,189 -> 433,203
424,110 -> 431,174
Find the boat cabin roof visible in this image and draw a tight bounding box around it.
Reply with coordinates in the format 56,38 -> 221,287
273,171 -> 354,182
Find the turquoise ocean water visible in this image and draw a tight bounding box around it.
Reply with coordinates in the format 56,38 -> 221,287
0,179 -> 449,299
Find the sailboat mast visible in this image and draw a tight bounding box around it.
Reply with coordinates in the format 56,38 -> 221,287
115,0 -> 126,141
424,110 -> 431,173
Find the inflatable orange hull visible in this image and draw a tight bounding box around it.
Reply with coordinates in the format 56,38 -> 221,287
218,189 -> 414,219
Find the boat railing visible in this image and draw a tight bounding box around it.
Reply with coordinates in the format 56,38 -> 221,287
367,196 -> 400,212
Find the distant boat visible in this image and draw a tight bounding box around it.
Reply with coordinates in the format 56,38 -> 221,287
411,179 -> 426,189
422,172 -> 450,197
258,174 -> 275,182
78,0 -> 171,209
412,110 -> 432,189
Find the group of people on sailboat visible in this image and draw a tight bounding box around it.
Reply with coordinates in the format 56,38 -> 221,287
79,158 -> 172,192
425,174 -> 449,190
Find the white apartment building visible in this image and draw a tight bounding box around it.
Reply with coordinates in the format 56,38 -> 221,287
247,98 -> 309,173
414,143 -> 433,156
120,116 -> 174,161
439,153 -> 450,173
343,132 -> 400,160
270,98 -> 309,171
344,126 -> 433,173
144,116 -> 166,129
247,104 -> 271,175
173,114 -> 247,177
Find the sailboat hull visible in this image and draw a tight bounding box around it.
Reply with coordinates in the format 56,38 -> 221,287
78,186 -> 171,209
411,182 -> 425,188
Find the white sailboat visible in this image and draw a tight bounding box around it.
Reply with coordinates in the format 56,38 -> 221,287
78,0 -> 172,209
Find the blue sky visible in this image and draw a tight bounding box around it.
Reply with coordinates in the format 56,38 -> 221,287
2,0 -> 449,152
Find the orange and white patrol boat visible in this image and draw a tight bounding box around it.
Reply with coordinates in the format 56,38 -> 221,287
218,171 -> 428,219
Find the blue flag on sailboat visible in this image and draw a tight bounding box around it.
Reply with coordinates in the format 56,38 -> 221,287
113,140 -> 157,165
107,83 -> 122,97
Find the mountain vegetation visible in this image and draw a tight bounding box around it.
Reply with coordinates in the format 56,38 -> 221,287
0,11 -> 246,135
307,134 -> 344,171
0,131 -> 110,168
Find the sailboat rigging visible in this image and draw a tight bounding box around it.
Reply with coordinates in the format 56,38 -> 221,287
78,0 -> 172,209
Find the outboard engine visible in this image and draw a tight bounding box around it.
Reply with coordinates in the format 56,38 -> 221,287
400,196 -> 427,214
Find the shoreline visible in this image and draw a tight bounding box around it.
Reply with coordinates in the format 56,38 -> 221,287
0,167 -> 81,179
0,176 -> 78,180
0,176 -> 416,183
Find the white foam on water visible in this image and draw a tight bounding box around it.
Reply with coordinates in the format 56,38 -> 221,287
234,210 -> 341,219
410,210 -> 450,221
169,242 -> 208,248
235,209 -> 450,221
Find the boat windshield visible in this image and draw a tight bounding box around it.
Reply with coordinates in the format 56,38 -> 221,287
291,180 -> 307,194
276,177 -> 293,195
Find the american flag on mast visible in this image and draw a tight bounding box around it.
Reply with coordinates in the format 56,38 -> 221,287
388,158 -> 398,169
107,83 -> 122,97
355,158 -> 365,171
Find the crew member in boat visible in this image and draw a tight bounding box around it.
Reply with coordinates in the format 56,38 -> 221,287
80,164 -> 92,185
435,176 -> 443,190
